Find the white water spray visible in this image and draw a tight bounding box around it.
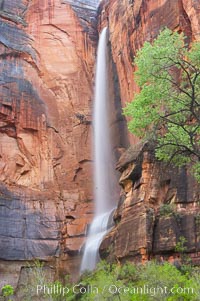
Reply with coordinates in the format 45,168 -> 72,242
80,27 -> 118,272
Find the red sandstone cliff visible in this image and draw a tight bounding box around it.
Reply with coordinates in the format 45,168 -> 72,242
0,0 -> 98,289
0,0 -> 200,293
99,0 -> 200,264
99,0 -> 200,144
100,143 -> 200,264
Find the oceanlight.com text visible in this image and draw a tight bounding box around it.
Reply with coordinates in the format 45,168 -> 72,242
37,284 -> 195,297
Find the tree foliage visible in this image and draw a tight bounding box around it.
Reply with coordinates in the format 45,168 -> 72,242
123,28 -> 200,181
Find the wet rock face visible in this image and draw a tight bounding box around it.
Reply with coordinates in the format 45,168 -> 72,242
65,0 -> 99,42
100,143 -> 200,264
0,0 -> 97,286
0,188 -> 60,261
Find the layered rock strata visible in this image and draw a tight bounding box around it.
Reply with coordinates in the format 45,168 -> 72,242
100,143 -> 200,264
0,0 -> 98,289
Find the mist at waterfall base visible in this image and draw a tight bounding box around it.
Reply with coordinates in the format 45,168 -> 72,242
80,27 -> 119,272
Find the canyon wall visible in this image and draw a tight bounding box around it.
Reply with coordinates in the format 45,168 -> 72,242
99,0 -> 200,264
0,0 -> 99,290
100,143 -> 200,264
99,0 -> 200,144
0,0 -> 200,294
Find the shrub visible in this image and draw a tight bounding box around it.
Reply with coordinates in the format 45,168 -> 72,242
45,260 -> 200,301
159,204 -> 175,216
18,259 -> 200,301
1,284 -> 14,301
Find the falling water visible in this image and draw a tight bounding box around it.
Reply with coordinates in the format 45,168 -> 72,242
80,27 -> 118,272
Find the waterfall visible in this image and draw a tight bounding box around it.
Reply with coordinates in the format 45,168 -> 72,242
80,27 -> 118,272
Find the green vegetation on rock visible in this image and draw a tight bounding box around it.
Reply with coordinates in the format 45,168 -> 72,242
159,203 -> 175,216
123,28 -> 200,181
1,284 -> 14,301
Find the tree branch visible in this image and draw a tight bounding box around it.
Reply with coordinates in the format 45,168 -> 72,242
149,72 -> 193,99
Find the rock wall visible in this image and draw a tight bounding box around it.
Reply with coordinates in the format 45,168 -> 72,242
0,0 -> 200,292
99,0 -> 200,144
99,0 -> 200,264
100,143 -> 200,264
0,0 -> 98,290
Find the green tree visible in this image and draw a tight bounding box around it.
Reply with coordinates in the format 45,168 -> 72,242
124,28 -> 200,181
